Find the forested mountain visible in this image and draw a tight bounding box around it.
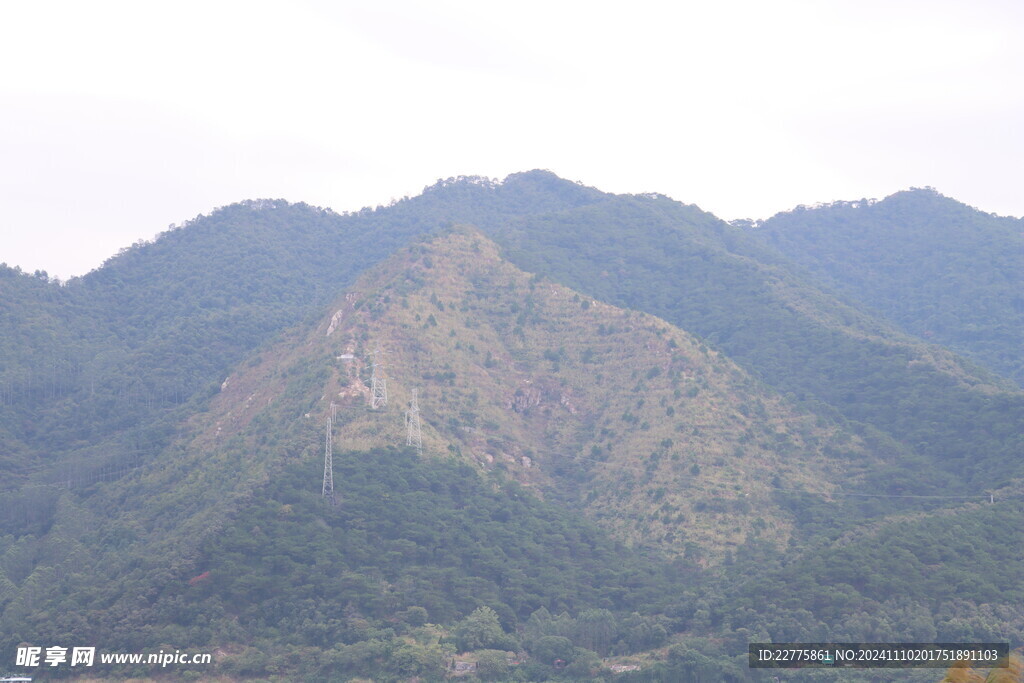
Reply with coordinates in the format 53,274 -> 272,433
0,229 -> 858,679
1,172 -> 1022,680
0,174 -> 605,492
747,189 -> 1024,386
4,173 -> 1019,498
489,189 -> 1023,500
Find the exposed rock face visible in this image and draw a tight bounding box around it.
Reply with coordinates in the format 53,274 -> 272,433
510,385 -> 543,413
559,388 -> 578,414
326,309 -> 344,336
509,380 -> 577,414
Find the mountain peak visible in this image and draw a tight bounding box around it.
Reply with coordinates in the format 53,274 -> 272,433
499,169 -> 606,206
419,169 -> 606,213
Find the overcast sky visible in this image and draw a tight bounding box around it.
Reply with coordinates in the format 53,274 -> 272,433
2,0 -> 1022,279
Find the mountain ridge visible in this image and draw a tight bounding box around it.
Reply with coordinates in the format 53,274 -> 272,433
2,171 -> 1023,680
749,186 -> 1024,385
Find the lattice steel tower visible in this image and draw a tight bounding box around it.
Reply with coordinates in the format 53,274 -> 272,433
322,417 -> 335,505
405,389 -> 422,454
369,347 -> 388,409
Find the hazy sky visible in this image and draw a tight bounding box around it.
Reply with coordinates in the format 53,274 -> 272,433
2,0 -> 1022,279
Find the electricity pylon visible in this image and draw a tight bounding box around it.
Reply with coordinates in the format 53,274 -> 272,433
322,417 -> 335,505
405,389 -> 422,455
369,347 -> 387,409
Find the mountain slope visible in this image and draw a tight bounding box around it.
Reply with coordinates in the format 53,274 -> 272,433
267,227 -> 883,556
488,191 -> 1024,495
748,188 -> 1024,385
0,229 -> 873,639
711,497 -> 1024,646
4,172 -> 1020,506
0,229 -> 850,681
0,174 -> 605,493
4,172 -> 1021,583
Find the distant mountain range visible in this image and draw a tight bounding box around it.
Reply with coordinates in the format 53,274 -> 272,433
746,188 -> 1024,386
1,172 -> 1020,680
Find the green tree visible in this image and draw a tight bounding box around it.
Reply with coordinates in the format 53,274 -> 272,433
453,606 -> 505,652
474,649 -> 513,681
529,635 -> 574,665
575,608 -> 617,655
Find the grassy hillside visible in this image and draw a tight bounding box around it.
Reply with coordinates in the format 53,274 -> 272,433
270,228 -> 883,557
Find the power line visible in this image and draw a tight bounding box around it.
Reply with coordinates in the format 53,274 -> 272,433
823,492 -> 987,500
770,486 -> 1023,504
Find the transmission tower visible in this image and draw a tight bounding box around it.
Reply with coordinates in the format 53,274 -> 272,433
369,347 -> 388,409
322,417 -> 335,505
405,389 -> 423,454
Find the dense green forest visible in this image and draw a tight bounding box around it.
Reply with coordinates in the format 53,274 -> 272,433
4,447 -> 689,680
1,171 -> 1022,680
748,189 -> 1024,386
187,448 -> 688,679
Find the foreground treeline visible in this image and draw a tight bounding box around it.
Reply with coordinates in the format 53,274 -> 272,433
6,446 -> 1020,681
165,448 -> 684,680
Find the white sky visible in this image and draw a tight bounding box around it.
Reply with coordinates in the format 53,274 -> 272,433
1,0 -> 1022,279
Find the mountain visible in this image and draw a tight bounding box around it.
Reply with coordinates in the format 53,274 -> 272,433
747,188 -> 1024,386
246,228 -> 884,556
0,228 -> 874,679
0,174 -> 607,492
4,173 -> 1019,502
487,188 -> 1024,498
2,172 -> 1023,680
